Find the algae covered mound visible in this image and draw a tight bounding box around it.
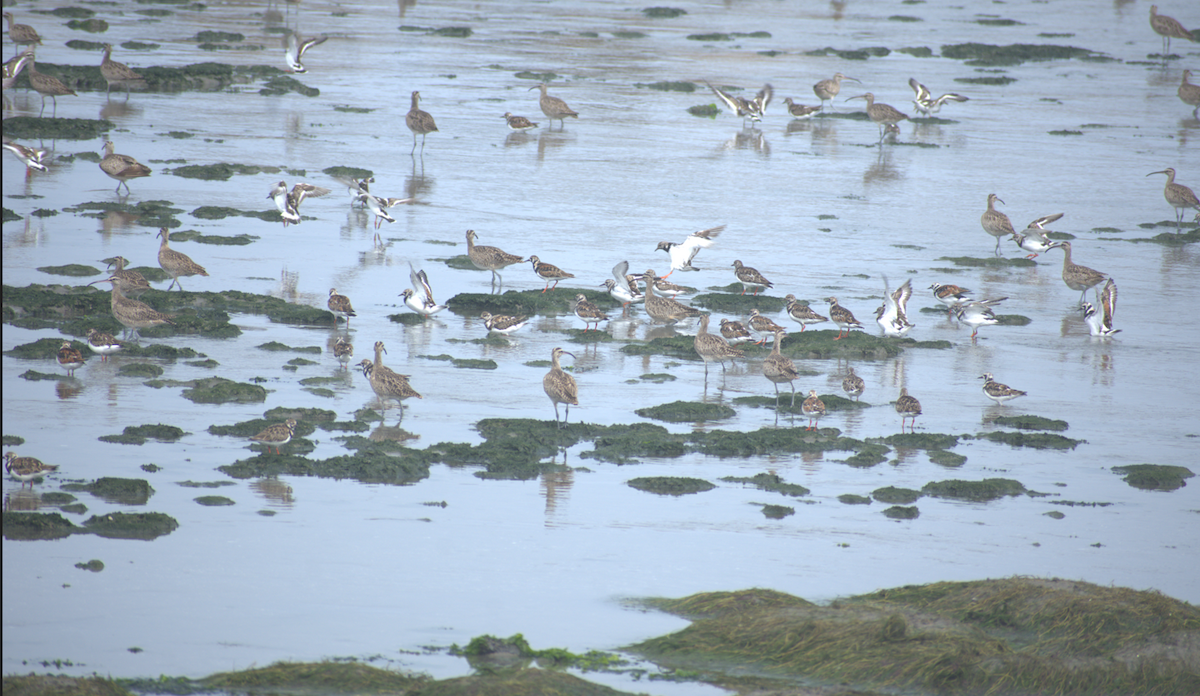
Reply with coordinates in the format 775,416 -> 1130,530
1112,464 -> 1194,491
632,577 -> 1200,696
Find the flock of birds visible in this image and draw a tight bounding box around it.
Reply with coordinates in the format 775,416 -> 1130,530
4,5 -> 1200,480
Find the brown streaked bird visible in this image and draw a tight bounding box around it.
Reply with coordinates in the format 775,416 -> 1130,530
327,288 -> 356,327
1053,241 -> 1108,303
5,451 -> 58,488
99,43 -> 145,98
106,256 -> 151,298
86,328 -> 123,362
157,228 -> 208,291
762,329 -> 799,408
571,293 -> 609,333
694,314 -> 745,378
641,270 -> 702,324
359,356 -> 422,423
801,390 -> 826,431
782,97 -> 821,120
88,276 -> 175,341
719,318 -> 752,344
747,308 -> 786,344
895,387 -> 922,433
845,92 -> 909,144
1146,167 -> 1200,231
529,83 -> 578,129
333,336 -> 353,369
26,55 -> 77,117
980,373 -> 1026,405
731,260 -> 773,296
825,297 -> 864,340
528,255 -> 574,292
3,12 -> 42,57
813,72 -> 859,111
406,90 -> 437,154
783,294 -> 828,332
250,418 -> 297,455
480,311 -> 529,336
57,340 -> 85,376
1150,5 -> 1196,56
543,347 -> 578,428
100,141 -> 152,194
503,112 -> 538,131
1179,70 -> 1200,119
465,229 -> 524,288
980,193 -> 1017,256
929,283 -> 973,316
842,366 -> 865,402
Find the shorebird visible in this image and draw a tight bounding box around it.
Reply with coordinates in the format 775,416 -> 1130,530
656,225 -> 724,277
106,256 -> 150,298
345,175 -> 374,207
157,228 -> 208,291
1150,5 -> 1196,56
825,297 -> 864,340
250,419 -> 297,455
465,229 -> 524,289
100,141 -> 151,195
781,294 -> 827,332
99,44 -> 145,98
327,288 -> 356,327
641,273 -> 688,298
528,255 -> 574,292
744,308 -> 784,345
731,260 -> 773,295
543,347 -> 578,428
707,81 -> 772,126
782,97 -> 821,120
720,318 -> 752,344
813,72 -> 858,111
480,311 -> 529,336
3,12 -> 42,57
952,297 -> 1006,340
801,390 -> 826,431
87,276 -> 176,341
268,180 -> 331,227
333,336 -> 353,369
980,373 -> 1026,405
4,451 -> 57,489
895,387 -> 921,432
846,93 -> 909,143
402,264 -> 446,317
907,78 -> 969,116
603,261 -> 643,310
694,314 -> 745,378
530,83 -> 578,129
285,32 -> 326,73
1081,278 -> 1120,338
406,90 -> 438,154
842,367 -> 865,402
929,283 -> 973,316
2,137 -> 47,174
1147,168 -> 1199,231
57,341 -> 85,376
503,112 -> 538,131
762,330 -> 798,407
981,193 -> 1017,256
1010,213 -> 1065,259
359,358 -> 421,422
2,47 -> 34,92
365,193 -> 414,240
26,55 -> 76,117
641,270 -> 702,324
1180,70 -> 1200,118
572,293 -> 609,332
875,277 -> 915,338
86,328 -> 123,362
1053,242 -> 1108,303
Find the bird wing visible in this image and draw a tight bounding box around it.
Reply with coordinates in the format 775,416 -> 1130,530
908,78 -> 931,103
1027,212 -> 1064,229
410,263 -> 435,305
1101,279 -> 1116,329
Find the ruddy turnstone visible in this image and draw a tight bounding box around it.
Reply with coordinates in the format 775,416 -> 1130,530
813,72 -> 859,111
543,347 -> 578,427
981,193 -> 1016,256
731,260 -> 773,296
762,330 -> 799,407
2,137 -> 48,174
100,141 -> 151,195
529,83 -> 578,129
268,181 -> 331,227
825,297 -> 864,340
1053,241 -> 1108,303
57,340 -> 85,376
952,297 -> 1006,340
929,283 -> 973,316
747,308 -> 786,344
327,288 -> 356,328
895,387 -> 921,432
1010,213 -> 1065,259
719,318 -> 752,344
907,77 -> 969,116
157,228 -> 208,291
480,311 -> 529,336
284,32 -> 326,74
875,276 -> 915,338
572,293 -> 610,333
801,390 -> 826,431
86,328 -> 123,362
980,373 -> 1026,405
465,230 -> 524,288
4,451 -> 57,488
782,97 -> 821,119
1081,278 -> 1120,337
706,81 -> 772,126
503,112 -> 538,131
693,314 -> 745,377
1146,168 -> 1199,232
333,336 -> 353,368
845,93 -> 909,143
528,255 -> 574,292
604,260 -> 644,309
406,90 -> 438,154
401,264 -> 446,317
842,366 -> 865,401
2,47 -> 34,89
250,418 -> 297,455
656,225 -> 725,277
783,294 -> 828,332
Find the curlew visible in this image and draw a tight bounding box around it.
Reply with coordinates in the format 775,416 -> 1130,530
980,193 -> 1016,256
100,141 -> 152,194
529,83 -> 578,129
27,55 -> 77,117
813,72 -> 859,111
1053,241 -> 1108,303
1146,167 -> 1199,231
3,12 -> 42,57
762,330 -> 799,408
465,229 -> 524,289
543,347 -> 578,428
157,228 -> 208,291
641,270 -> 702,324
846,92 -> 909,144
99,43 -> 145,98
406,90 -> 438,154
1150,5 -> 1196,56
87,276 -> 175,341
693,314 -> 745,378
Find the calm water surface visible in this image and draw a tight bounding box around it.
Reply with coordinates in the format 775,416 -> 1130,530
4,0 -> 1199,691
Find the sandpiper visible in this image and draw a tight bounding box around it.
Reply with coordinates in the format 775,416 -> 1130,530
327,288 -> 356,327
694,314 -> 745,378
783,294 -> 828,332
895,387 -> 922,432
655,225 -> 725,277
88,276 -> 175,341
157,228 -> 208,291
106,256 -> 150,298
875,277 -> 914,338
952,297 -> 1006,340
268,181 -> 331,227
3,12 -> 42,57
747,308 -> 786,344
707,81 -> 772,126
406,90 -> 438,154
250,418 -> 297,455
813,72 -> 859,111
1146,168 -> 1199,231
980,373 -> 1026,405
1011,213 -> 1065,259
402,264 -> 446,317
86,328 -> 123,362
1150,5 -> 1195,56
57,341 -> 85,376
1053,241 -> 1108,303
465,229 -> 524,288
26,55 -> 77,117
762,330 -> 798,407
99,44 -> 145,98
529,255 -> 574,292
480,311 -> 529,336
100,141 -> 151,194
529,83 -> 578,129
543,347 -> 578,428
782,97 -> 821,120
1081,278 -> 1120,338
842,367 -> 865,402
731,260 -> 773,296
503,112 -> 538,131
2,137 -> 47,174
285,32 -> 326,73
641,270 -> 702,324
845,92 -> 908,143
719,318 -> 752,344
1179,70 -> 1200,118
825,297 -> 864,340
908,78 -> 968,116
929,283 -> 973,316
801,390 -> 826,431
4,451 -> 57,488
572,294 -> 609,333
333,336 -> 353,368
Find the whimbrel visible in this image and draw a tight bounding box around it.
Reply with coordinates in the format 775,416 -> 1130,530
157,228 -> 208,291
762,330 -> 798,408
100,141 -> 151,194
543,347 -> 578,428
529,83 -> 578,129
406,90 -> 438,154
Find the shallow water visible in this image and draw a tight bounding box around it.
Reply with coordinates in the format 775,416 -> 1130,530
4,0 -> 1199,691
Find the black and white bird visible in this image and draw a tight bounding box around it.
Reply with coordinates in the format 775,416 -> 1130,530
655,225 -> 725,277
285,32 -> 327,74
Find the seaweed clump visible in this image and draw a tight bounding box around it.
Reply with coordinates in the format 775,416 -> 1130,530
628,476 -> 715,496
1111,464 -> 1194,491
